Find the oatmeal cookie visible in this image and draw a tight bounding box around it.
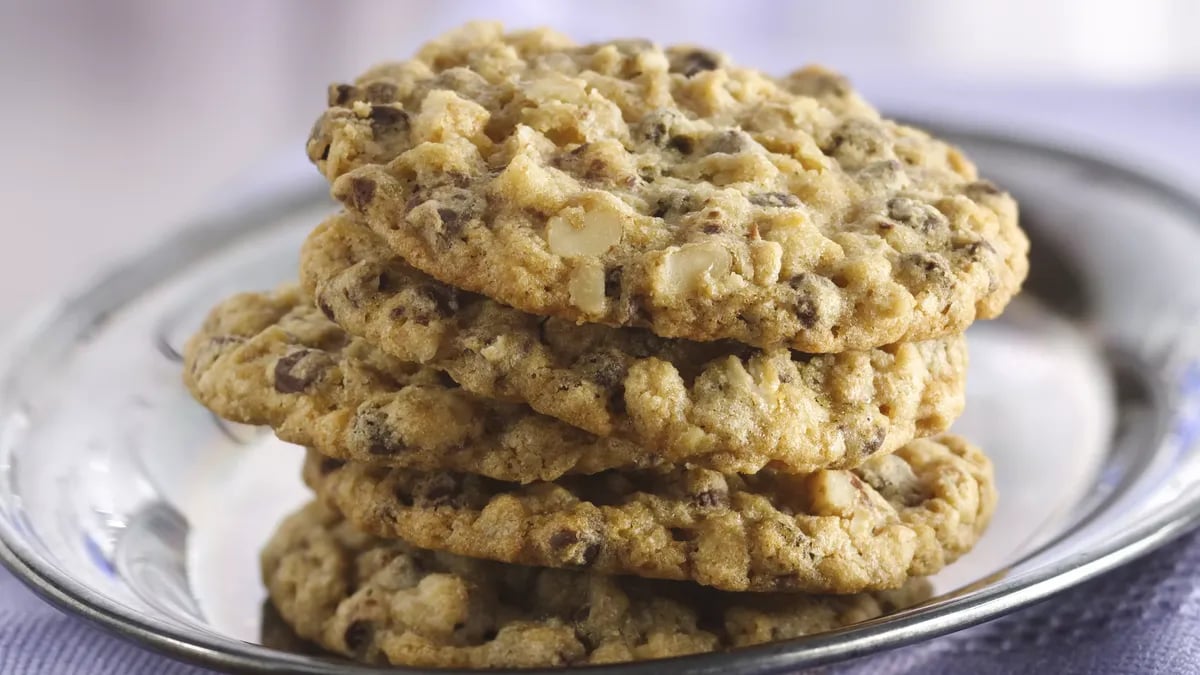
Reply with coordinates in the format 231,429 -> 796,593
308,22 -> 1027,351
184,285 -> 659,482
262,501 -> 932,667
302,434 -> 994,593
184,286 -> 964,478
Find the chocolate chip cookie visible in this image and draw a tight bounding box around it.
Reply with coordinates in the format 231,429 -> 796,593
302,213 -> 967,468
302,433 -> 994,593
183,285 -> 964,478
263,501 -> 932,667
183,285 -> 666,482
307,22 -> 1028,351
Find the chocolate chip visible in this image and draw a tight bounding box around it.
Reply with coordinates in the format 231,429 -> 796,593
345,176 -> 376,212
667,135 -> 695,155
343,620 -> 373,655
581,541 -> 601,565
318,457 -> 345,475
548,529 -> 602,566
692,489 -> 728,508
645,122 -> 668,146
821,120 -> 889,164
674,50 -> 720,77
886,197 -> 949,234
705,129 -> 752,154
273,349 -> 328,394
637,112 -> 674,147
364,81 -> 398,104
417,188 -> 482,245
895,254 -> 949,290
796,295 -> 818,329
367,105 -> 409,133
549,529 -> 579,548
571,604 -> 591,623
353,407 -> 404,456
702,223 -> 724,234
396,284 -> 459,326
749,192 -> 801,208
316,296 -> 336,319
437,207 -> 461,231
328,83 -> 357,107
650,191 -> 699,219
604,267 -> 623,298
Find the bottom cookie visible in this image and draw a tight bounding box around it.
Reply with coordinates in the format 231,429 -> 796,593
262,501 -> 932,668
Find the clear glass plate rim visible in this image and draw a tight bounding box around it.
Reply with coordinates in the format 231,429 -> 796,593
1,126 -> 1199,673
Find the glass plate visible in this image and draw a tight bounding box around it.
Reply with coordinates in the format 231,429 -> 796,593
2,128 -> 1200,674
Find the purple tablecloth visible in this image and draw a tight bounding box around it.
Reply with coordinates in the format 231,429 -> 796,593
3,527 -> 1198,674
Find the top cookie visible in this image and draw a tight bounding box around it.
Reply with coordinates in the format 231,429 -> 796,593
306,22 -> 1028,351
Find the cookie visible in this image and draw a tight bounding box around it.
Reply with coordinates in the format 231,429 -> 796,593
263,501 -> 933,667
183,286 -> 963,479
302,433 -> 994,593
184,285 -> 665,482
302,214 -> 968,467
307,22 -> 1028,351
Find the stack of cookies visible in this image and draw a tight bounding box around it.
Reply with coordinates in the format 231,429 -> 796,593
183,23 -> 1028,668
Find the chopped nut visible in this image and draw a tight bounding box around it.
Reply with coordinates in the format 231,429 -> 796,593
806,471 -> 859,517
547,209 -> 624,257
568,261 -> 607,315
749,240 -> 783,285
663,242 -> 732,295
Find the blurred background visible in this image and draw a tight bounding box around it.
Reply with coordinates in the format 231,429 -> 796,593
1,0 -> 1197,317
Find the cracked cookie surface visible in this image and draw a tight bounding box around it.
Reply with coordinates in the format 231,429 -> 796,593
302,434 -> 994,593
307,22 -> 1027,351
183,285 -> 965,478
302,213 -> 967,469
263,501 -> 932,667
